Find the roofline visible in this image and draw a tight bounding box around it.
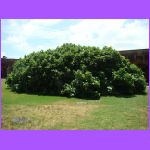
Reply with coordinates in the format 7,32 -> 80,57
118,48 -> 149,52
1,58 -> 18,60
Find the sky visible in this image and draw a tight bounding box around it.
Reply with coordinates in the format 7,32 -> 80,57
1,19 -> 149,59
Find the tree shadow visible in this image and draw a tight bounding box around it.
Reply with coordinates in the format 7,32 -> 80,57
113,91 -> 147,98
4,85 -> 148,100
114,94 -> 136,98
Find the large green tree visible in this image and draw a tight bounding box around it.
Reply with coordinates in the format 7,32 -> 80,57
6,43 -> 146,99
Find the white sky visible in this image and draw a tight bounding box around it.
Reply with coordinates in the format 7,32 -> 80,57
1,19 -> 149,58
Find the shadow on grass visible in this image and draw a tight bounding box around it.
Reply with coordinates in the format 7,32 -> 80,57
4,84 -> 147,100
5,88 -> 101,101
114,94 -> 136,98
113,91 -> 147,98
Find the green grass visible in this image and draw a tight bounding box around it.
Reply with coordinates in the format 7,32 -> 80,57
2,79 -> 69,105
1,79 -> 148,130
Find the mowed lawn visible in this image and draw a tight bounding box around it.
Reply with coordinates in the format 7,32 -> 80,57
1,79 -> 148,130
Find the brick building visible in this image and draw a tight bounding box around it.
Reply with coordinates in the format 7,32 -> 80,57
119,49 -> 149,82
1,57 -> 18,78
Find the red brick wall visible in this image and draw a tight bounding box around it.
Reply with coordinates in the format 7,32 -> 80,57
119,49 -> 149,83
1,58 -> 18,78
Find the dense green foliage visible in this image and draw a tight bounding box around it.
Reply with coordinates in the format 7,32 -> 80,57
6,43 -> 146,99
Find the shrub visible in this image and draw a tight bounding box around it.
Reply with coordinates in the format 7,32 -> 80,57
61,83 -> 75,97
133,76 -> 147,93
72,70 -> 101,99
128,64 -> 147,93
6,43 -> 147,99
112,66 -> 147,95
112,68 -> 135,95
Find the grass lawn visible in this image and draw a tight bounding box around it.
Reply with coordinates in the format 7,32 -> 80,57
1,79 -> 149,130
